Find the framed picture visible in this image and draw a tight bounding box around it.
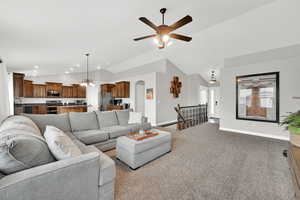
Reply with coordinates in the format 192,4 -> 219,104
146,88 -> 154,100
236,72 -> 279,123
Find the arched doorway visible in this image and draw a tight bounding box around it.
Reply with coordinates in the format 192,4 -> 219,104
135,80 -> 145,114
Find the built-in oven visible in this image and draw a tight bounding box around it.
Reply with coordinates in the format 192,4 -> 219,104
46,100 -> 62,114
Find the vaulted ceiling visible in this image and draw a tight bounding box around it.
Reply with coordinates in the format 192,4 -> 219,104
1,0 -> 299,81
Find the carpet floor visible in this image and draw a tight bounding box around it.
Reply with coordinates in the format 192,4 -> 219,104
106,123 -> 294,200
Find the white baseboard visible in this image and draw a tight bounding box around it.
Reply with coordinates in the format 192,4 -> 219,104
156,120 -> 177,126
219,127 -> 289,141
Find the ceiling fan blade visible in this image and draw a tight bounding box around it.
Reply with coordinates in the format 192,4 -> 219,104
134,34 -> 156,41
139,17 -> 158,32
169,15 -> 192,31
170,33 -> 192,42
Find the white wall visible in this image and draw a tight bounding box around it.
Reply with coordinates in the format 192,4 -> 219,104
220,51 -> 300,140
156,61 -> 189,125
113,72 -> 157,125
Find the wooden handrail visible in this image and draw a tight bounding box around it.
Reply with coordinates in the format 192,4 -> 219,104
174,103 -> 208,130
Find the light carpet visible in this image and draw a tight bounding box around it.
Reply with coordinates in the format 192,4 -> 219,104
106,123 -> 294,200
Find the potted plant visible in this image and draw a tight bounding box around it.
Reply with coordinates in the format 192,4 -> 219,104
281,111 -> 300,147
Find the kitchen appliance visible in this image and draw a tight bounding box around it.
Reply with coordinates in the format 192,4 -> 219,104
46,100 -> 62,114
47,90 -> 60,97
113,99 -> 122,106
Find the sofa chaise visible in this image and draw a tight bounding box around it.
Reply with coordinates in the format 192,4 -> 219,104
0,110 -> 151,200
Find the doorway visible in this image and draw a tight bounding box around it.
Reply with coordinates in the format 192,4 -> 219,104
209,87 -> 220,118
135,80 -> 145,114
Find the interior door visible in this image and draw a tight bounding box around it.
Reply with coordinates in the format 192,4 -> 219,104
209,87 -> 220,118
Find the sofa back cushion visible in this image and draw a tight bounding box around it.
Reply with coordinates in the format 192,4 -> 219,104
0,115 -> 42,136
44,126 -> 82,160
115,110 -> 130,125
0,129 -> 55,175
24,113 -> 72,133
95,111 -> 118,128
69,112 -> 99,132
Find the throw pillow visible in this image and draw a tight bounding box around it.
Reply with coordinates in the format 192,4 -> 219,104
44,126 -> 82,160
0,115 -> 42,136
0,129 -> 55,175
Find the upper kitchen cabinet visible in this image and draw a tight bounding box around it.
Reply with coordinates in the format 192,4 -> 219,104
13,73 -> 25,98
72,84 -> 86,98
78,86 -> 86,98
62,86 -> 73,98
23,80 -> 34,98
101,84 -> 115,95
33,84 -> 46,98
46,82 -> 63,97
116,81 -> 130,98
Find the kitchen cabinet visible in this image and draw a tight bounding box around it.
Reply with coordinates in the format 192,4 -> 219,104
57,106 -> 87,114
13,73 -> 25,98
72,84 -> 86,98
23,80 -> 34,98
46,82 -> 63,97
112,81 -> 130,98
33,84 -> 46,98
101,84 -> 115,95
107,105 -> 123,111
78,86 -> 86,98
32,105 -> 47,114
62,86 -> 73,98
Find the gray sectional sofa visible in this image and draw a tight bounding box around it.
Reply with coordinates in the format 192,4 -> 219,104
0,110 -> 151,200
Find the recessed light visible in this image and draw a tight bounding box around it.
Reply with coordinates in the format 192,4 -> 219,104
70,67 -> 74,71
65,71 -> 69,74
75,64 -> 80,67
34,65 -> 39,69
97,66 -> 101,70
33,70 -> 37,73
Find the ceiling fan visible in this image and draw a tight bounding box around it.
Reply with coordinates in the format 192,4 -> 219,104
134,8 -> 193,49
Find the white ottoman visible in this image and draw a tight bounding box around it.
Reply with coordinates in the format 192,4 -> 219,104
116,129 -> 171,169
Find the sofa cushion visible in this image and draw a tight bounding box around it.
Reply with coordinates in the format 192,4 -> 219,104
115,110 -> 130,125
0,115 -> 42,136
0,129 -> 55,175
95,111 -> 118,128
24,113 -> 71,133
69,112 -> 99,132
102,126 -> 131,139
73,129 -> 109,145
44,126 -> 82,160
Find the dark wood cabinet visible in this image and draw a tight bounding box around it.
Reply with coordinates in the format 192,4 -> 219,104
72,84 -> 86,98
23,80 -> 34,98
101,84 -> 115,95
46,82 -> 63,97
107,105 -> 123,111
112,81 -> 130,98
33,84 -> 46,98
12,73 -> 87,99
57,106 -> 87,114
13,73 -> 25,98
78,86 -> 86,98
32,105 -> 47,114
62,86 -> 73,98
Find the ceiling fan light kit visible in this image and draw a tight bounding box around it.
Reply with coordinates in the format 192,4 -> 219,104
134,8 -> 193,49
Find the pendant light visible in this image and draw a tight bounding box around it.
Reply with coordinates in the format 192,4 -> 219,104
80,53 -> 95,87
209,70 -> 217,84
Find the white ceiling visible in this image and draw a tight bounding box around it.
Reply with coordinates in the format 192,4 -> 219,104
1,0 -> 295,81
